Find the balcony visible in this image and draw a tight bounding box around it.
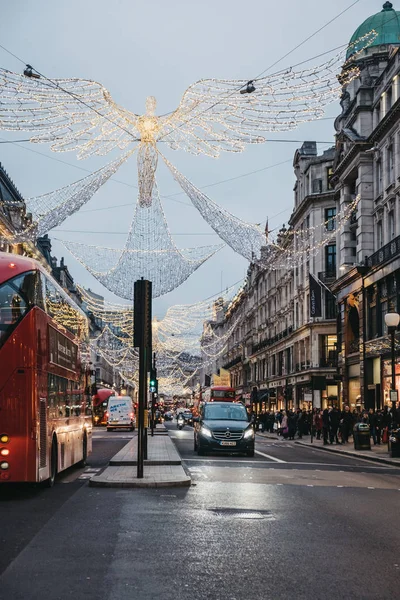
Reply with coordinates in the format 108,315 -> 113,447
318,270 -> 336,284
223,356 -> 243,370
366,233 -> 400,269
319,357 -> 338,368
348,338 -> 360,354
251,326 -> 293,354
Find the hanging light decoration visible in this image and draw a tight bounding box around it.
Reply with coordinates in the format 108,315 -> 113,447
58,178 -> 223,299
0,30 -> 375,209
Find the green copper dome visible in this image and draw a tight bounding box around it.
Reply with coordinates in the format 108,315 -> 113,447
347,2 -> 400,59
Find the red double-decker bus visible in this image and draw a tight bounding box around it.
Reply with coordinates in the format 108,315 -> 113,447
0,252 -> 92,486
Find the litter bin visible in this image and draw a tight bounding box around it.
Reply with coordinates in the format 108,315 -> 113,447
389,429 -> 400,458
353,423 -> 371,450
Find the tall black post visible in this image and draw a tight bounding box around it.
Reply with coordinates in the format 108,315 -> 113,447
137,345 -> 147,478
134,279 -> 152,479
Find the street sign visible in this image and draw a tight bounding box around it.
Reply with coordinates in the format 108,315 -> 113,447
390,390 -> 398,403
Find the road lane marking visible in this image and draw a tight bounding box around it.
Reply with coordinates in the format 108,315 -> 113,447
255,450 -> 286,463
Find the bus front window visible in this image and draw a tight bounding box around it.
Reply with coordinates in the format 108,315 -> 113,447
0,271 -> 36,348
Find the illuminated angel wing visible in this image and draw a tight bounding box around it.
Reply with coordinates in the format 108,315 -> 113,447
0,69 -> 139,157
158,32 -> 376,157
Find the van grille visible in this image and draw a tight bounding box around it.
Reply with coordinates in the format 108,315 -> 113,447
39,399 -> 47,468
212,430 -> 244,441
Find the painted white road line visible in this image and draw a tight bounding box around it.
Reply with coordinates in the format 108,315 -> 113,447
255,450 -> 286,463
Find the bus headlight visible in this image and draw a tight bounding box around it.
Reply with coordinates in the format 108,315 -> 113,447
0,461 -> 9,470
0,448 -> 10,456
0,434 -> 9,444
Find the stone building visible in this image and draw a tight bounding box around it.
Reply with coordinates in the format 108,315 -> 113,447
332,1 -> 400,410
0,162 -> 46,265
210,141 -> 339,411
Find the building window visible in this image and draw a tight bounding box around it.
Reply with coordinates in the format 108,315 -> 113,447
278,351 -> 284,376
325,207 -> 336,231
325,244 -> 336,276
286,347 -> 291,374
377,221 -> 383,249
325,291 -> 336,319
388,145 -> 394,184
320,334 -> 337,367
327,167 -> 334,190
388,210 -> 395,240
377,159 -> 383,194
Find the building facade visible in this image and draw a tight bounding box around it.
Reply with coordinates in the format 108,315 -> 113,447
333,1 -> 400,410
209,142 -> 339,411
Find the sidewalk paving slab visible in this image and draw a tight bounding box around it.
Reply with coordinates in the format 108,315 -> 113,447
110,435 -> 181,466
90,464 -> 191,488
296,438 -> 400,467
89,431 -> 191,488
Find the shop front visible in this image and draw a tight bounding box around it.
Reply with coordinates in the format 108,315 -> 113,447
347,363 -> 361,410
382,358 -> 400,408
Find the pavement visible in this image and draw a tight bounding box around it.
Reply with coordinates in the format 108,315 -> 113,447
90,425 -> 191,488
257,430 -> 400,466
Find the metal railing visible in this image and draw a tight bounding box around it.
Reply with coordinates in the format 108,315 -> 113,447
366,233 -> 400,268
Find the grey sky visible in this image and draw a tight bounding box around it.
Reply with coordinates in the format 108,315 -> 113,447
0,0 -> 381,316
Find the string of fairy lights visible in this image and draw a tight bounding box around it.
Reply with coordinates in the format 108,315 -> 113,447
78,283 -> 243,392
0,29 -> 378,392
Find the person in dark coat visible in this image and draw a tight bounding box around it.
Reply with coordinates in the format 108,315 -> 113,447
296,409 -> 304,439
315,410 -> 323,440
322,408 -> 330,445
288,410 -> 297,440
341,406 -> 353,444
329,407 -> 341,444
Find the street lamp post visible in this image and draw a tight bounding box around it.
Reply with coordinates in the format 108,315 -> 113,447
384,312 -> 400,427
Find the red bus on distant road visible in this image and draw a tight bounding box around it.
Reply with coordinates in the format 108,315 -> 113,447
92,388 -> 115,426
202,386 -> 236,402
0,253 -> 92,486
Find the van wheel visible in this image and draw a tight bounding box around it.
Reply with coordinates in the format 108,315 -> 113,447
46,437 -> 57,487
77,432 -> 87,467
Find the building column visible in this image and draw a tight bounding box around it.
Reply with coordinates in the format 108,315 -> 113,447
356,162 -> 375,263
338,183 -> 355,269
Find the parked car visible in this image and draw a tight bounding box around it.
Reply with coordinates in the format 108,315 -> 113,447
193,402 -> 254,456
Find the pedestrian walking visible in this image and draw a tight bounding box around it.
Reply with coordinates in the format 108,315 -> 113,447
340,406 -> 353,444
329,406 -> 341,444
315,410 -> 323,440
297,408 -> 304,439
322,408 -> 330,445
288,410 -> 297,440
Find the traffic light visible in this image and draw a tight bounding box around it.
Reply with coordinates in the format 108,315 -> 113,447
149,369 -> 158,393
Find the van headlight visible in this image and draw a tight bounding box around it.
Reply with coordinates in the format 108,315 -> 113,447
244,428 -> 254,439
200,426 -> 212,439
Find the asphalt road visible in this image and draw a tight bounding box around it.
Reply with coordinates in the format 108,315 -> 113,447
1,424 -> 400,599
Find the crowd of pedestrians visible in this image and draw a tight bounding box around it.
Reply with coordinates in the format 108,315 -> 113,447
255,405 -> 398,445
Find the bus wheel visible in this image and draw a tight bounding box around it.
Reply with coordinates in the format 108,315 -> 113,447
46,437 -> 58,488
77,432 -> 87,468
